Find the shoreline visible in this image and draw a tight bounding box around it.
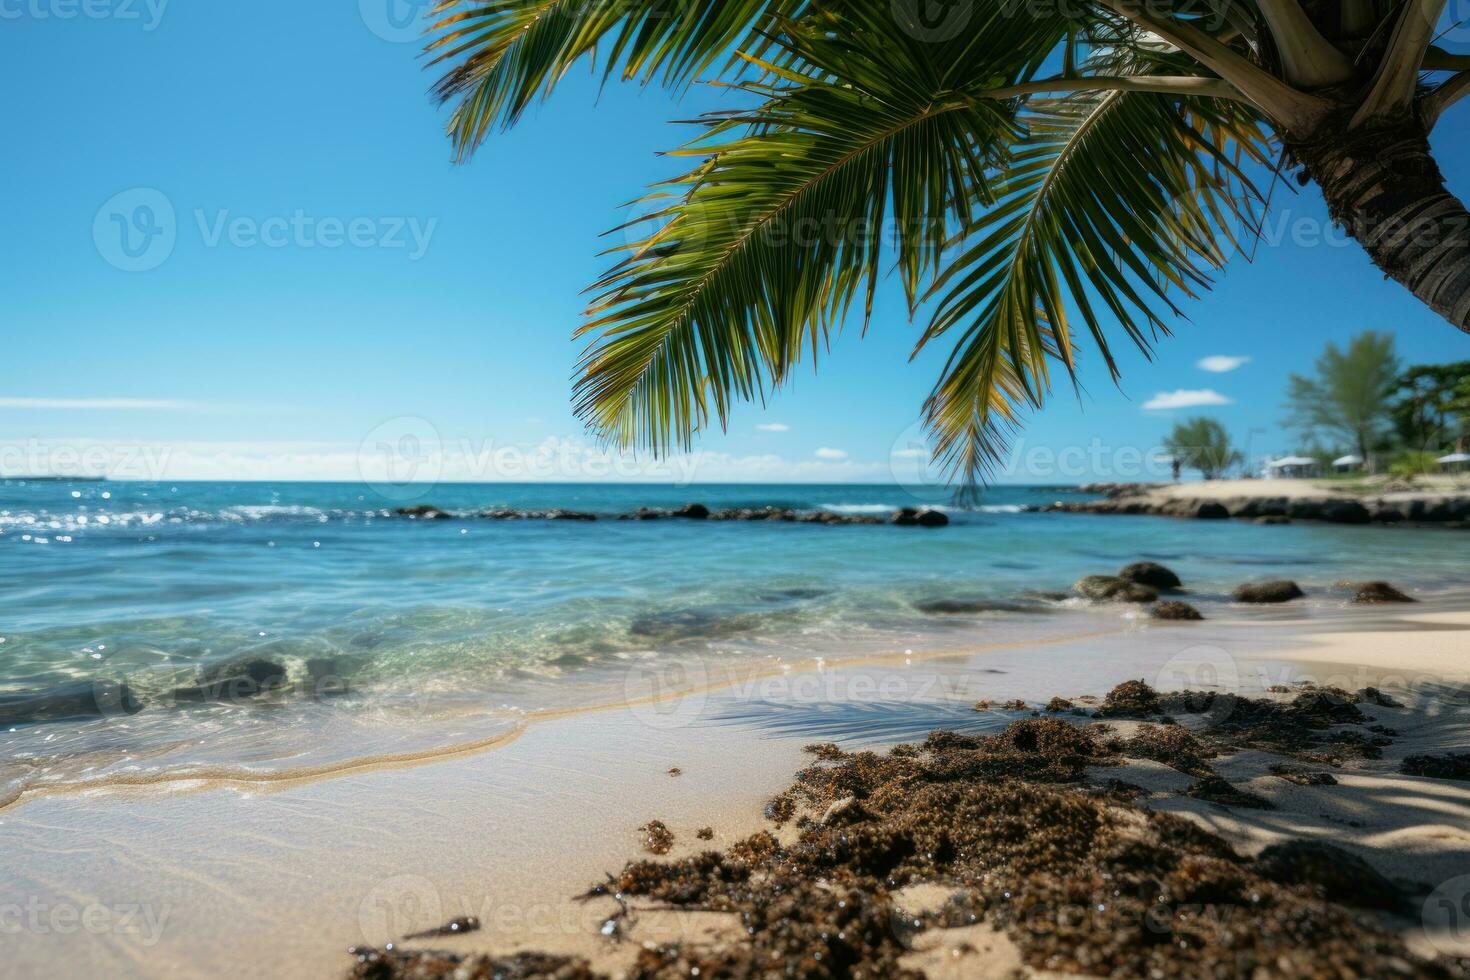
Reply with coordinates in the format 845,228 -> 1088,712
1031,477 -> 1470,528
7,598 -> 1470,977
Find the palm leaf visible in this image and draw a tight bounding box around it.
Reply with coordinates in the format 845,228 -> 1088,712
426,0 -> 803,161
919,87 -> 1271,488
570,9 -> 1066,452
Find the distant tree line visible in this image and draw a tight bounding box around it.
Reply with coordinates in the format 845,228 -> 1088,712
1164,332 -> 1467,480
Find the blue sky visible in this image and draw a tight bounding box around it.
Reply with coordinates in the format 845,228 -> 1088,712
3,1 -> 1469,484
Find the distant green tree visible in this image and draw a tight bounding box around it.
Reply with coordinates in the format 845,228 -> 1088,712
1285,332 -> 1401,469
1163,418 -> 1241,480
1390,362 -> 1470,452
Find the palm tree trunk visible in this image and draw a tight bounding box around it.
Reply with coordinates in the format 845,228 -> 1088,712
1293,119 -> 1470,333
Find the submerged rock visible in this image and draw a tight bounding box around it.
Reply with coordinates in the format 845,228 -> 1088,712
173,657 -> 289,703
1350,581 -> 1415,604
1118,561 -> 1182,590
0,680 -> 142,726
1073,575 -> 1159,603
1232,580 -> 1305,603
1151,599 -> 1203,621
912,598 -> 1047,615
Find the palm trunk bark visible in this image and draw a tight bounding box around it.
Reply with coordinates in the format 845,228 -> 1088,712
1292,118 -> 1470,333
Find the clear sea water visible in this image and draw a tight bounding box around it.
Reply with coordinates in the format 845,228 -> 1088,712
1,479 -> 1464,803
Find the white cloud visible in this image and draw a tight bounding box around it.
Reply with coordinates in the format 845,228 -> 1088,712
815,447 -> 848,460
1142,389 -> 1234,411
890,447 -> 927,459
756,423 -> 790,432
0,398 -> 196,410
1196,355 -> 1251,373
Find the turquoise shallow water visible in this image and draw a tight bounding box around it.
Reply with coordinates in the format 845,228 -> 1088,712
0,479 -> 1464,800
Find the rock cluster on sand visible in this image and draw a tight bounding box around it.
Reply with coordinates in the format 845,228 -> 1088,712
1118,561 -> 1182,590
1350,581 -> 1415,604
1073,575 -> 1158,603
1152,599 -> 1204,621
1233,580 -> 1305,603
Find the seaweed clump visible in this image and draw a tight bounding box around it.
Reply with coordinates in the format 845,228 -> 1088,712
343,695 -> 1440,980
492,721 -> 1437,978
1095,679 -> 1162,717
347,949 -> 595,980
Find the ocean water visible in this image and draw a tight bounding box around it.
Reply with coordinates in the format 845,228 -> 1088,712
1,479 -> 1464,804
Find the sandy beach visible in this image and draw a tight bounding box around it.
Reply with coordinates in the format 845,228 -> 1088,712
7,592 -> 1470,978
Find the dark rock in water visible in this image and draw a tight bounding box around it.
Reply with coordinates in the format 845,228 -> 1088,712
0,680 -> 142,726
1232,580 -> 1304,603
1151,600 -> 1203,621
1186,774 -> 1274,809
304,657 -> 350,698
634,507 -> 665,520
1194,501 -> 1229,519
481,508 -> 596,521
758,587 -> 829,602
395,504 -> 450,519
1256,840 -> 1402,911
174,657 -> 289,703
913,598 -> 1048,615
1255,515 -> 1292,525
1369,503 -> 1405,523
1118,561 -> 1181,590
1401,752 -> 1470,781
1073,575 -> 1158,603
545,509 -> 597,521
1350,581 -> 1415,604
891,507 -> 948,527
674,503 -> 710,519
1320,499 -> 1371,524
627,608 -> 735,641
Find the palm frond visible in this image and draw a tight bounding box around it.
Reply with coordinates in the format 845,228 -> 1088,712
426,0 -> 803,161
919,88 -> 1271,487
572,9 -> 1061,453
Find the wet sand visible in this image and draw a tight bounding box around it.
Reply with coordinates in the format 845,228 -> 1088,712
6,600 -> 1470,977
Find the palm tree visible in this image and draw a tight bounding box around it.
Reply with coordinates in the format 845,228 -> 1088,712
1285,330 -> 1401,468
1163,416 -> 1243,479
424,1 -> 1470,484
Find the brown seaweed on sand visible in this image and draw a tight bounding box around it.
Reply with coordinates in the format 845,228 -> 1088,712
345,692 -> 1439,979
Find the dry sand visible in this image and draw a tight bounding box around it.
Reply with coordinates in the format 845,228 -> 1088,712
6,601 -> 1470,977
